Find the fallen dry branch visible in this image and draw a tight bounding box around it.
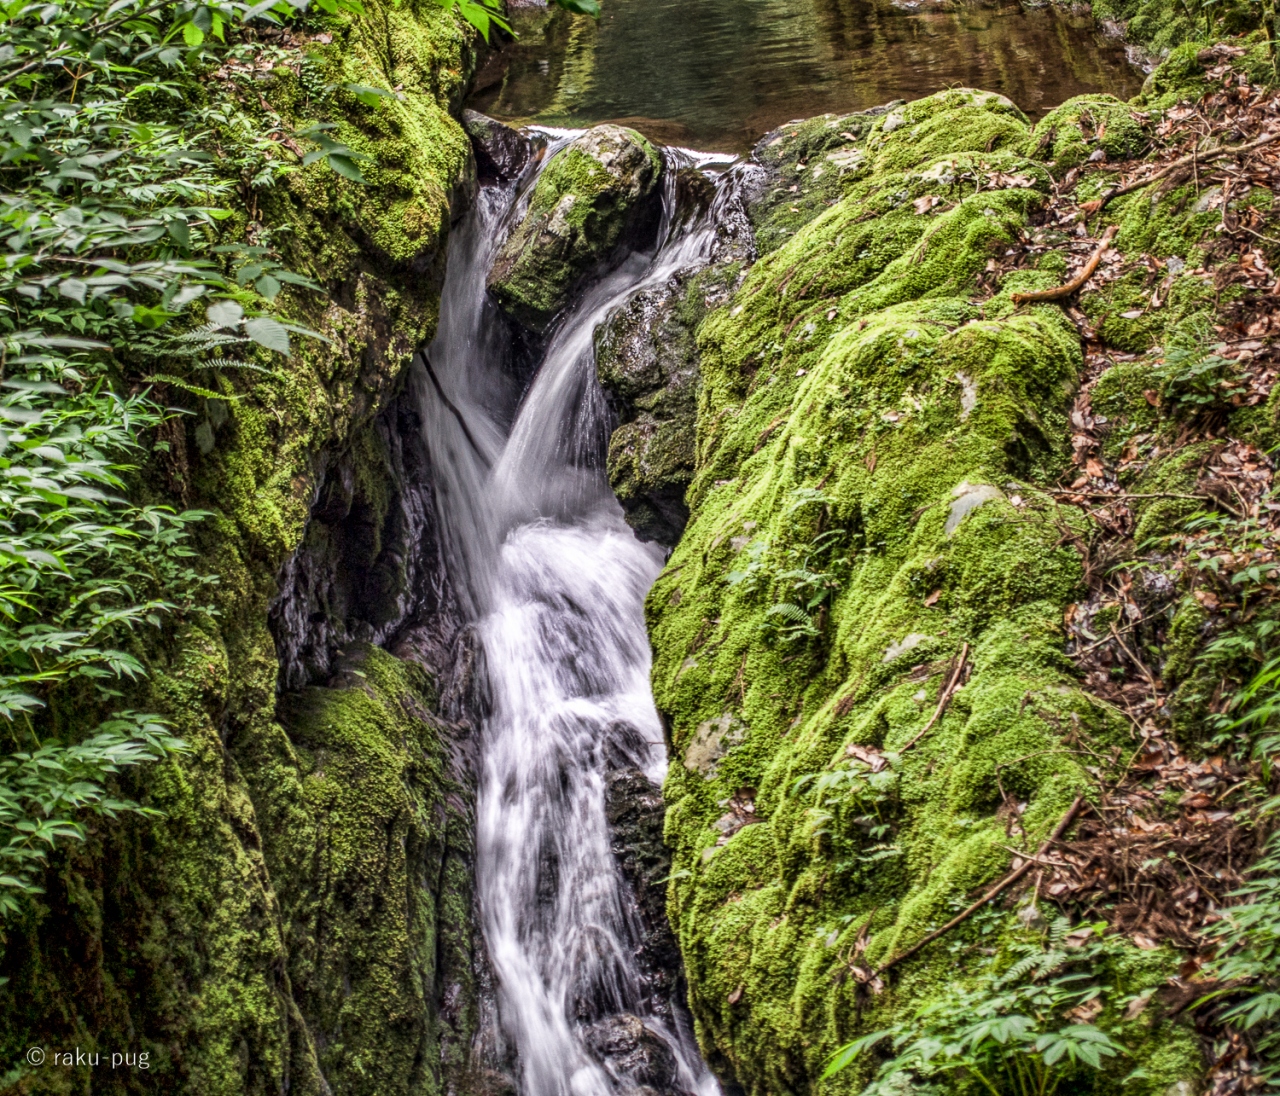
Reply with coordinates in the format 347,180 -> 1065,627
877,795 -> 1086,974
900,642 -> 969,752
1048,490 -> 1222,504
1011,226 -> 1118,306
1084,130 -> 1280,213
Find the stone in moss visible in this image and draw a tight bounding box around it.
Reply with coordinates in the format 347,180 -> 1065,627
487,125 -> 663,331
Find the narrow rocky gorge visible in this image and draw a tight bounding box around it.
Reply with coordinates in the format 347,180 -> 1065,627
3,2 -> 1279,1095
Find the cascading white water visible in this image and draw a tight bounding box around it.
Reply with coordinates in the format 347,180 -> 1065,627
418,136 -> 730,1096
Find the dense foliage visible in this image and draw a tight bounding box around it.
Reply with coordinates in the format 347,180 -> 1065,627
0,0 -> 370,921
824,916 -> 1127,1096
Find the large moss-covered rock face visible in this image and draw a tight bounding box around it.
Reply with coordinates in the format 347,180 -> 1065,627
0,3 -> 492,1094
488,125 -> 664,331
646,88 -> 1203,1095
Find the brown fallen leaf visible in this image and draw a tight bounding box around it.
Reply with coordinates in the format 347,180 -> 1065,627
1067,997 -> 1104,1023
728,984 -> 744,1005
924,589 -> 941,607
846,743 -> 888,772
1125,994 -> 1152,1019
1193,589 -> 1221,610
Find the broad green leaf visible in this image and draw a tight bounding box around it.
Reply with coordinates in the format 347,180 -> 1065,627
325,152 -> 366,182
243,316 -> 290,355
207,300 -> 244,328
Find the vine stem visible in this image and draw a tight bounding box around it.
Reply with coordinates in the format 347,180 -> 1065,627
1081,130 -> 1280,213
1010,226 -> 1117,306
900,642 -> 969,752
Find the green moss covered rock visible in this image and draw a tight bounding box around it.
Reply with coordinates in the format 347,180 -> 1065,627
1025,94 -> 1150,175
488,125 -> 663,330
643,87 -> 1206,1096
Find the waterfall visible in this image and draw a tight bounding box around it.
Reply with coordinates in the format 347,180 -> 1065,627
418,135 -> 728,1096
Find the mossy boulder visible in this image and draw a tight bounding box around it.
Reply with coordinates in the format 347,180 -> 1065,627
1025,94 -> 1151,175
642,87 -> 1205,1096
745,89 -> 1032,258
487,125 -> 663,331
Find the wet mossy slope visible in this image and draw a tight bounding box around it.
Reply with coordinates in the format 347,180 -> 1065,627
650,88 -> 1217,1095
0,3 -> 485,1094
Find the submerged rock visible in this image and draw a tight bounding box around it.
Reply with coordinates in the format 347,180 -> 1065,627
582,1013 -> 681,1092
487,125 -> 663,331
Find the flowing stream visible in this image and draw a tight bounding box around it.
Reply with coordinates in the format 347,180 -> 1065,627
418,138 -> 727,1096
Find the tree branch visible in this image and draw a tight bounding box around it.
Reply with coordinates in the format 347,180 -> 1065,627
1010,226 -> 1117,306
876,795 -> 1086,974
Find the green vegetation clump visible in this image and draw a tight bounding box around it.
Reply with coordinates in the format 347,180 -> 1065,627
0,0 -> 483,1090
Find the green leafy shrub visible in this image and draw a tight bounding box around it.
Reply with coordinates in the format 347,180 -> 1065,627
0,0 -> 371,919
824,916 -> 1127,1096
1204,825 -> 1280,1083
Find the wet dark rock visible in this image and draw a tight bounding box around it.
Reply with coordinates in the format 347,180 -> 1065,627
582,1013 -> 681,1092
488,125 -> 663,332
463,109 -> 533,185
594,260 -> 738,547
269,360 -> 460,693
595,278 -> 697,545
604,768 -> 682,1007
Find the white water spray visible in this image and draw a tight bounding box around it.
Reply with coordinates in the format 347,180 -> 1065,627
418,138 -> 726,1096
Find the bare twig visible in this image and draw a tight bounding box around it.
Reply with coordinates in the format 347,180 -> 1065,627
1050,489 -> 1243,517
1085,131 -> 1280,212
997,844 -> 1073,869
1076,615 -> 1144,654
900,643 -> 969,752
876,795 -> 1086,974
1110,622 -> 1162,699
1011,226 -> 1118,306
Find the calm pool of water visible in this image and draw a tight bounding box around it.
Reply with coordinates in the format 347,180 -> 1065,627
468,0 -> 1142,153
